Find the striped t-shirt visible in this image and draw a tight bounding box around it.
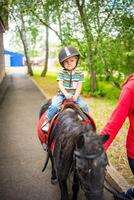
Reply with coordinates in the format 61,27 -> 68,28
57,69 -> 84,95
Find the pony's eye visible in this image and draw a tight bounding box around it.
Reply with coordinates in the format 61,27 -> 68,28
78,167 -> 82,172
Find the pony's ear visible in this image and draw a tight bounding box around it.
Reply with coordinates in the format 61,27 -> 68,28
101,134 -> 109,144
77,135 -> 84,149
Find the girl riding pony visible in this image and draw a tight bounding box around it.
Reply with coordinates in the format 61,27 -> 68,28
42,46 -> 89,131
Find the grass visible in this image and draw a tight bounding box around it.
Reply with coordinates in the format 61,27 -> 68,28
31,70 -> 134,186
32,71 -> 58,97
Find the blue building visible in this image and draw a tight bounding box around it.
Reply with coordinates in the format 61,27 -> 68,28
4,50 -> 24,67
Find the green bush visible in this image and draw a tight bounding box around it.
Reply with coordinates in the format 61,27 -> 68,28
82,77 -> 120,100
97,81 -> 120,99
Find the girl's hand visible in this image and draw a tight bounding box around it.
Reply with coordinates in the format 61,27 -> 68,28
65,94 -> 73,99
72,95 -> 78,101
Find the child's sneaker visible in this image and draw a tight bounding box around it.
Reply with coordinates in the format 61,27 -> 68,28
41,120 -> 49,132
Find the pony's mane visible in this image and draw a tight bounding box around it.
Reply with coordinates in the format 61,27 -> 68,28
55,109 -> 83,160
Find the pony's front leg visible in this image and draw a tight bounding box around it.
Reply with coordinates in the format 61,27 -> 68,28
72,169 -> 79,200
57,159 -> 72,200
58,176 -> 69,200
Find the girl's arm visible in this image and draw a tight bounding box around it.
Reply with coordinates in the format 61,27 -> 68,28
58,80 -> 73,99
73,82 -> 82,101
101,88 -> 132,150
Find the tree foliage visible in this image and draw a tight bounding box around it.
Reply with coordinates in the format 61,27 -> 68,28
6,0 -> 134,91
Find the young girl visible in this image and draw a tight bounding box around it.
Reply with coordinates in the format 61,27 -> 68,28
101,73 -> 134,199
42,46 -> 89,131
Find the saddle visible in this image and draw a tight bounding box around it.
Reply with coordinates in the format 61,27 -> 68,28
37,100 -> 96,153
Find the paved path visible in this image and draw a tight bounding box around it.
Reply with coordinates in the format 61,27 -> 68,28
0,70 -> 60,200
0,69 -> 113,200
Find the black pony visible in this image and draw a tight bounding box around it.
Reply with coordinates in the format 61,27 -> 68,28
39,99 -> 109,200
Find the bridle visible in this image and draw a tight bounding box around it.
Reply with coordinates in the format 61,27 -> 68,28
74,149 -> 103,160
73,148 -> 105,198
74,150 -> 131,200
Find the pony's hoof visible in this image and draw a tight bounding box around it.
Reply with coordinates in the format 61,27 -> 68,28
51,177 -> 58,185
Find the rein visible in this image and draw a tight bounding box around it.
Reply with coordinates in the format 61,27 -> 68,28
104,177 -> 131,200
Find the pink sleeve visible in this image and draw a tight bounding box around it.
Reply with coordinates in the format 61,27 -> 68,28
101,88 -> 132,150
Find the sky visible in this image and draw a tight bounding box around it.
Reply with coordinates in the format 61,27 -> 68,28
4,31 -> 13,50
3,23 -> 59,52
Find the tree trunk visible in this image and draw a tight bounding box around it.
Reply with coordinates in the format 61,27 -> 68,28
89,57 -> 97,93
22,38 -> 33,76
0,31 -> 5,82
41,25 -> 49,77
19,14 -> 33,76
75,0 -> 97,92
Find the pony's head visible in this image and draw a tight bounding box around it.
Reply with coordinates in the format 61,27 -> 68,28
74,130 -> 109,200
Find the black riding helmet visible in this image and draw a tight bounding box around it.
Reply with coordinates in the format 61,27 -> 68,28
58,46 -> 80,67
